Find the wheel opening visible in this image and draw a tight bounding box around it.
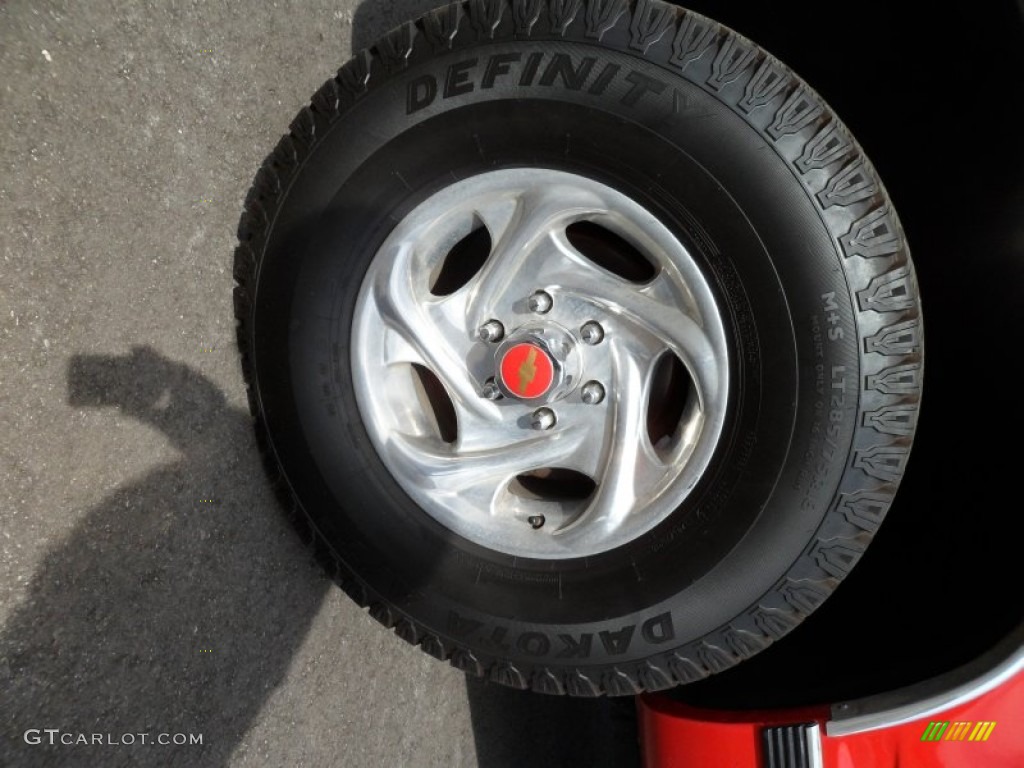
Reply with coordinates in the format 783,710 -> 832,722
566,221 -> 658,283
411,364 -> 458,444
647,352 -> 693,454
509,468 -> 596,502
430,220 -> 492,296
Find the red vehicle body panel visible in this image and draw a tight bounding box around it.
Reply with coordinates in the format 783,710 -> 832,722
639,669 -> 1024,768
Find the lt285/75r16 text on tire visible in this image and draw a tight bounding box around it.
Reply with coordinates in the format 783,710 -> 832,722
235,0 -> 923,696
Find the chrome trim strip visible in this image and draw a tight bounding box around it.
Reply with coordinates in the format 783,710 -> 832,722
827,621 -> 1024,737
806,723 -> 824,768
762,722 -> 823,768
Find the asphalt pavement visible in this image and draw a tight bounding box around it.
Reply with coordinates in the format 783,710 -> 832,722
0,2 -> 639,766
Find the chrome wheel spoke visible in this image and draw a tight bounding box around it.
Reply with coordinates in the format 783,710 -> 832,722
466,185 -> 607,325
554,267 -> 722,409
563,340 -> 664,534
371,252 -> 489,421
388,427 -> 588,507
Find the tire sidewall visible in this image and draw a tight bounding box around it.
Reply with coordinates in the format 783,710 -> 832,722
252,38 -> 862,669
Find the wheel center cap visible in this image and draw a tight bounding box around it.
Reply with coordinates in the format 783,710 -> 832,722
498,343 -> 555,400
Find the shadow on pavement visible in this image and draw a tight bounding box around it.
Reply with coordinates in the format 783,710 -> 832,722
0,348 -> 329,767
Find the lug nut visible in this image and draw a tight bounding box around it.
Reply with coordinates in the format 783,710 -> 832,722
477,319 -> 505,343
531,407 -> 557,431
581,381 -> 606,405
528,515 -> 546,530
481,379 -> 503,401
528,290 -> 553,314
580,321 -> 605,345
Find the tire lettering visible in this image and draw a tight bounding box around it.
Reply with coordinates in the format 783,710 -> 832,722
800,364 -> 849,510
641,612 -> 675,644
821,291 -> 845,340
557,632 -> 593,658
444,58 -> 478,98
406,52 -> 673,114
830,365 -> 846,414
446,611 -> 672,659
621,70 -> 666,106
539,53 -> 597,90
588,62 -> 621,95
519,51 -> 543,85
407,74 -> 437,114
482,52 -> 522,88
599,624 -> 635,655
516,631 -> 551,656
480,625 -> 511,652
828,366 -> 846,438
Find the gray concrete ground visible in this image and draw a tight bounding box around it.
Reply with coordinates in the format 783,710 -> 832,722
0,2 -> 638,766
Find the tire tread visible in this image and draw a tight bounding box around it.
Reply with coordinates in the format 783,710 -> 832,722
234,0 -> 922,696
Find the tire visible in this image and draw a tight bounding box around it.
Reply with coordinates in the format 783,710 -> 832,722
235,0 -> 922,696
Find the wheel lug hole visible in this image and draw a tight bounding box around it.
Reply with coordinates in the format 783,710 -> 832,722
581,381 -> 605,405
528,290 -> 553,314
531,407 -> 556,431
481,378 -> 503,401
478,320 -> 505,343
527,515 -> 545,530
580,321 -> 605,345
